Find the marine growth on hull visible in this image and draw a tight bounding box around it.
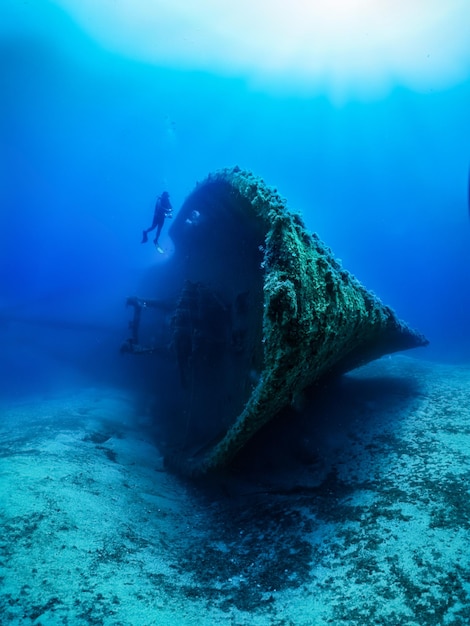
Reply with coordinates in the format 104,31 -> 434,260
122,167 -> 428,475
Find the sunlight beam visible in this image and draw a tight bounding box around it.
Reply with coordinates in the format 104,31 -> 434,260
42,0 -> 470,100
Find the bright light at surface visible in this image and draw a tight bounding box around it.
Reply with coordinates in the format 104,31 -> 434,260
49,0 -> 470,100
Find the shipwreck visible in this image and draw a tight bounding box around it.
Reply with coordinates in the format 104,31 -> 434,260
122,167 -> 428,475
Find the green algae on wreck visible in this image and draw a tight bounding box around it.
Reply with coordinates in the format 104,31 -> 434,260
123,167 -> 428,474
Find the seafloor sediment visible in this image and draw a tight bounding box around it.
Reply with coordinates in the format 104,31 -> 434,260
1,355 -> 470,625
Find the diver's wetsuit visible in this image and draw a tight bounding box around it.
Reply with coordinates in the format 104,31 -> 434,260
142,193 -> 173,245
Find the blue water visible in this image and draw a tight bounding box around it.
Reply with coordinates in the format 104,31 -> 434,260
3,6 -> 470,625
1,2 -> 470,400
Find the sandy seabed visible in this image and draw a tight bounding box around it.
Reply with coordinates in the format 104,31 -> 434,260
1,356 -> 470,626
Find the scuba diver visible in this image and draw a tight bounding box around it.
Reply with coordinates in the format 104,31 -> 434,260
141,191 -> 173,252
